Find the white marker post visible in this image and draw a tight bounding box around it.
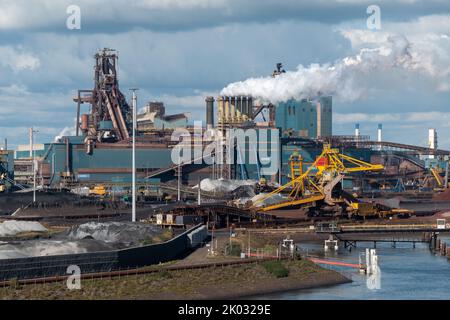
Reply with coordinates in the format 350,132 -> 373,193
130,89 -> 138,222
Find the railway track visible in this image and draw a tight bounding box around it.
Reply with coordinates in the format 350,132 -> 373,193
0,257 -> 278,288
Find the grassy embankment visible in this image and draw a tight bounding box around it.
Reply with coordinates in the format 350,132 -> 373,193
0,258 -> 349,300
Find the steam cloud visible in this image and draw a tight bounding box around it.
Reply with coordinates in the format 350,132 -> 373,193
221,32 -> 449,104
54,126 -> 76,142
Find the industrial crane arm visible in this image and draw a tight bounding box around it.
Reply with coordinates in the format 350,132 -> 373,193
251,147 -> 328,207
250,144 -> 384,211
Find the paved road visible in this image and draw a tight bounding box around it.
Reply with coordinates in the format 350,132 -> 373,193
174,231 -> 239,266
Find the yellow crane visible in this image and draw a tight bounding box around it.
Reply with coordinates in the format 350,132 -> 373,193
251,144 -> 384,212
430,167 -> 444,188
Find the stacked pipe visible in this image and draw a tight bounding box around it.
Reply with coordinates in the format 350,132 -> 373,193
217,96 -> 253,124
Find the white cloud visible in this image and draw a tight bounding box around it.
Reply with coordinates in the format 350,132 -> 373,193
0,46 -> 40,72
133,0 -> 227,10
0,0 -> 448,32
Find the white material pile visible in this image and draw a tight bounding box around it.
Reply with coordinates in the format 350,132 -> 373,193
70,186 -> 90,196
196,178 -> 257,193
0,220 -> 47,237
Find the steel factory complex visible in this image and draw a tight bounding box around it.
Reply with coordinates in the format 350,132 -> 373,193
1,49 -> 448,202
1,48 -> 450,294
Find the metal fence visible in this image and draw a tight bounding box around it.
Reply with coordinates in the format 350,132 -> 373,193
0,224 -> 205,281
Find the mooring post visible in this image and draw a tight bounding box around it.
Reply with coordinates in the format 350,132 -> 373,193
430,233 -> 437,251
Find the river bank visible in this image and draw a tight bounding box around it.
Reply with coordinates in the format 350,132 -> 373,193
0,259 -> 349,300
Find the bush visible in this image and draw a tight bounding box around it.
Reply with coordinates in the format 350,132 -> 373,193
157,270 -> 172,279
226,241 -> 242,256
261,261 -> 289,278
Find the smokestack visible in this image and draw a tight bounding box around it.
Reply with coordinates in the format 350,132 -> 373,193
205,96 -> 214,129
355,123 -> 360,138
241,96 -> 248,121
428,128 -> 437,159
247,97 -> 253,119
230,96 -> 236,123
224,96 -> 230,123
236,96 -> 242,122
377,124 -> 382,142
217,96 -> 224,124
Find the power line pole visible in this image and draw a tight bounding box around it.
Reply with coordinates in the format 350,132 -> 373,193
130,89 -> 138,222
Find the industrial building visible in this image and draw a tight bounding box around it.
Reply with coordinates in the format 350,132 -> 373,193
275,96 -> 332,139
1,52 -> 448,198
137,102 -> 189,131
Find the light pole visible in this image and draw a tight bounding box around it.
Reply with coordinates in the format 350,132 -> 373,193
30,127 -> 39,203
130,88 -> 138,222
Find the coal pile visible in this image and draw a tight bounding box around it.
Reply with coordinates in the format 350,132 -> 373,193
59,221 -> 168,248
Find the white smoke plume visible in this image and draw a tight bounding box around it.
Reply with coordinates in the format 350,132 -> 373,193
54,126 -> 76,142
221,31 -> 450,104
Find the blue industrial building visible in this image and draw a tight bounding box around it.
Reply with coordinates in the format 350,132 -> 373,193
275,96 -> 332,139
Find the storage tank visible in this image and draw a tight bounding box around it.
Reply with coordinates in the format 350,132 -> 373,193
81,114 -> 89,131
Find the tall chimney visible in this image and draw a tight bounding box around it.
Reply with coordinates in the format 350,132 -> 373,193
377,124 -> 382,142
241,96 -> 248,121
205,96 -> 214,129
230,96 -> 236,123
217,96 -> 224,124
428,128 -> 437,159
236,96 -> 242,122
355,123 -> 360,138
224,96 -> 230,123
247,97 -> 253,119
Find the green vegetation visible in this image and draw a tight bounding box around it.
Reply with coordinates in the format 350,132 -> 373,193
0,259 -> 334,300
225,241 -> 242,256
139,229 -> 173,246
261,260 -> 289,278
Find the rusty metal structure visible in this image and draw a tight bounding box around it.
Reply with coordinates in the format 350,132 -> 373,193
74,48 -> 132,152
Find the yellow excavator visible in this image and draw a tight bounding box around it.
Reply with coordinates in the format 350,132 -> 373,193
250,144 -> 385,217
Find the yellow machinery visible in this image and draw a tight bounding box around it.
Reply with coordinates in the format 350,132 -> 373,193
251,144 -> 384,212
430,167 -> 444,188
349,202 -> 414,219
89,185 -> 107,196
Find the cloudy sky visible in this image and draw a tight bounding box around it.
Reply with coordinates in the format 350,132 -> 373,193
0,0 -> 450,149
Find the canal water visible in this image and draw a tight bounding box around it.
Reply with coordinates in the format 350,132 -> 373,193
255,237 -> 450,300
